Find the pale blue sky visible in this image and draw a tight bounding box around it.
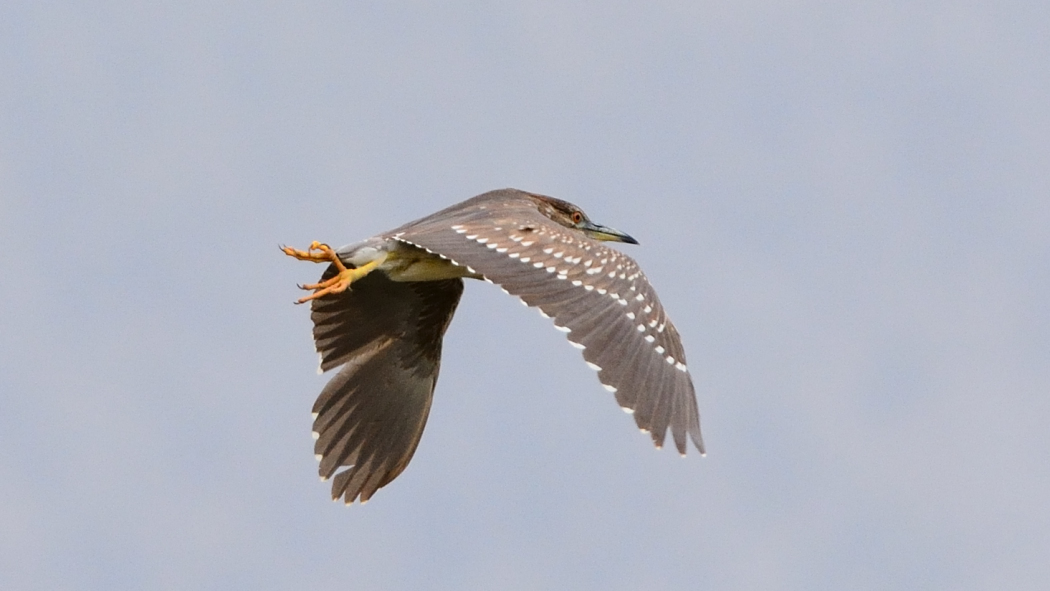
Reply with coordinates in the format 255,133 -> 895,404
1,2 -> 1048,589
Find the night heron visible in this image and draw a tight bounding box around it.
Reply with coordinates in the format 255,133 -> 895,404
284,188 -> 704,504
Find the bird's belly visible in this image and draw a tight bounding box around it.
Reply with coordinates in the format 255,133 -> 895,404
383,252 -> 478,282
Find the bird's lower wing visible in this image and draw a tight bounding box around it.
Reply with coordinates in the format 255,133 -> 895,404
309,270 -> 464,503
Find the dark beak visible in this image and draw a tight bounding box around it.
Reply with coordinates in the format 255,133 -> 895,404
581,221 -> 639,245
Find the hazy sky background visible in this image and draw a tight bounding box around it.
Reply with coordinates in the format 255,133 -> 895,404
2,2 -> 1048,589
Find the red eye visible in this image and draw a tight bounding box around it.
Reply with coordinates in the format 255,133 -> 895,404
571,211 -> 583,224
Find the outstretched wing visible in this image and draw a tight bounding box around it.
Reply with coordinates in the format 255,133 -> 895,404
309,268 -> 464,503
388,189 -> 704,455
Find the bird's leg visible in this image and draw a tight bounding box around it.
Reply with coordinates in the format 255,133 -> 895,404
282,242 -> 386,304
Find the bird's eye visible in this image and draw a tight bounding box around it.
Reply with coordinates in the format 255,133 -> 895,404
571,211 -> 583,224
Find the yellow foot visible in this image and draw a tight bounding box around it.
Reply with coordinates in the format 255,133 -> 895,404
281,241 -> 338,263
282,242 -> 384,304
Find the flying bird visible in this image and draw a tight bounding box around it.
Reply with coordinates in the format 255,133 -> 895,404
284,188 -> 704,504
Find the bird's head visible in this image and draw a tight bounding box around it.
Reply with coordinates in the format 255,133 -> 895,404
529,193 -> 639,245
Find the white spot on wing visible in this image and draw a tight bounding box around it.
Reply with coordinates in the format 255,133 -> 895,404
586,361 -> 601,371
602,384 -> 617,392
621,406 -> 635,414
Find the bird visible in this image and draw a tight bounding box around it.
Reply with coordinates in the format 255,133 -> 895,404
283,188 -> 704,504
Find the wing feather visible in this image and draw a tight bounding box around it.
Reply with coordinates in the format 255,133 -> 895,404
390,189 -> 704,454
307,271 -> 464,503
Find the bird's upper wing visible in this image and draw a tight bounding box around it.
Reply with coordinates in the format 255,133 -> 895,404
309,268 -> 464,503
388,190 -> 704,455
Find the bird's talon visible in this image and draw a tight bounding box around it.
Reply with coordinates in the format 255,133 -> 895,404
282,242 -> 343,265
285,242 -> 386,303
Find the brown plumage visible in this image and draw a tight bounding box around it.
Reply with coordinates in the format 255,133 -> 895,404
287,188 -> 703,504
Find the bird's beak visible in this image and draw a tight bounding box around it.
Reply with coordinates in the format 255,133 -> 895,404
581,221 -> 639,245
